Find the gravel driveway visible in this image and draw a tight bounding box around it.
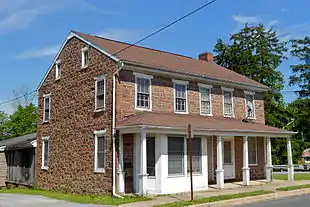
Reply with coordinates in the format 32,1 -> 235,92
0,194 -> 114,207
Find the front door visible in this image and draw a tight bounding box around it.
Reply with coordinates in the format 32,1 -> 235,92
223,138 -> 235,179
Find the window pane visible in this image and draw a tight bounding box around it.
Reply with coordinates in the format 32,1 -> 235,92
200,88 -> 210,101
175,84 -> 185,98
248,139 -> 257,164
44,97 -> 50,121
224,141 -> 232,164
201,101 -> 210,114
187,138 -> 202,173
83,50 -> 89,65
97,95 -> 105,109
97,136 -> 105,169
168,137 -> 184,175
97,80 -> 105,95
136,78 -> 150,109
246,94 -> 254,117
43,141 -> 49,167
224,91 -> 232,103
147,137 -> 155,176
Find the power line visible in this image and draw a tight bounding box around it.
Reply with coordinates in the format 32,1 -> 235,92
0,91 -> 36,107
0,0 -> 218,107
112,0 -> 218,56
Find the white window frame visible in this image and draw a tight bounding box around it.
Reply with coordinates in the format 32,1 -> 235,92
248,138 -> 258,165
55,60 -> 61,80
94,75 -> 106,112
198,83 -> 213,116
41,136 -> 50,170
221,87 -> 234,117
81,46 -> 89,69
134,72 -> 153,111
94,130 -> 106,173
245,91 -> 256,119
173,79 -> 189,114
43,94 -> 51,122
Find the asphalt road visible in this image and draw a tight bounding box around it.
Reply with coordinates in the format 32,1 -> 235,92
235,195 -> 310,207
0,194 -> 113,207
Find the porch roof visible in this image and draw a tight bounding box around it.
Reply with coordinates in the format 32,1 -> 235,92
117,112 -> 296,137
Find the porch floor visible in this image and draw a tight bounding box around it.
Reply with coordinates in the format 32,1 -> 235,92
119,180 -> 310,207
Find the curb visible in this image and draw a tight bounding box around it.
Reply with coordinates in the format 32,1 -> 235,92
189,188 -> 310,207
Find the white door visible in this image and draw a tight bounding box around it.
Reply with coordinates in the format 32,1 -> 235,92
223,138 -> 235,179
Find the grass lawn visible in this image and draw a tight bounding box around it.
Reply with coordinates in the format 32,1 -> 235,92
277,184 -> 310,191
0,188 -> 150,206
273,173 -> 310,180
153,190 -> 273,207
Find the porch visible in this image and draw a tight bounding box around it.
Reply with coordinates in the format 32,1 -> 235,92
116,113 -> 296,195
117,133 -> 295,195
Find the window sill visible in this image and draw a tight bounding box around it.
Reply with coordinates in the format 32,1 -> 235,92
174,111 -> 188,115
94,169 -> 105,174
135,107 -> 152,112
94,108 -> 105,113
148,176 -> 156,179
224,115 -> 235,118
42,120 -> 50,124
249,163 -> 258,166
246,117 -> 256,120
55,78 -> 60,81
81,65 -> 88,70
168,174 -> 185,178
187,172 -> 203,176
41,166 -> 49,171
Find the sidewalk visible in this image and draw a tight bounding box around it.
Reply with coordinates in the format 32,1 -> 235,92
119,180 -> 310,207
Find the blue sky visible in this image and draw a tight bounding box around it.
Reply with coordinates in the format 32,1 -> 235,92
0,0 -> 309,113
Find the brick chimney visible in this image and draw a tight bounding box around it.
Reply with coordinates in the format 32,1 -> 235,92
199,52 -> 214,62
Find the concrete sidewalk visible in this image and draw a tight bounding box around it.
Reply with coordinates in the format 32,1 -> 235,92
119,180 -> 310,207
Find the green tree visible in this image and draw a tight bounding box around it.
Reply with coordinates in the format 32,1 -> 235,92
290,36 -> 310,98
4,104 -> 37,138
0,111 -> 9,140
213,24 -> 289,128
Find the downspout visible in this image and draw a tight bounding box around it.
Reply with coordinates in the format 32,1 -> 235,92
112,61 -> 124,198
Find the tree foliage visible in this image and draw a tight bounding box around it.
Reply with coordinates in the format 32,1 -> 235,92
0,104 -> 37,140
213,24 -> 289,128
290,36 -> 310,98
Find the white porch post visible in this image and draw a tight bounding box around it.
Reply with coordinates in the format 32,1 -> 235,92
266,137 -> 273,182
242,136 -> 250,186
216,136 -> 224,189
139,129 -> 148,195
287,137 -> 294,181
117,134 -> 125,193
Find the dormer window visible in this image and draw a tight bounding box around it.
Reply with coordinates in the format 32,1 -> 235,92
81,47 -> 89,69
245,91 -> 255,119
55,60 -> 61,80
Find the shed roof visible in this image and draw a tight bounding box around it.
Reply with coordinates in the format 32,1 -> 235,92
0,133 -> 36,151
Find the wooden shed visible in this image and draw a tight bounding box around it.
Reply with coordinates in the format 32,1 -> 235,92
0,133 -> 36,187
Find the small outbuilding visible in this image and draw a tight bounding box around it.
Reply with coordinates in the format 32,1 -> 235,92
0,133 -> 36,187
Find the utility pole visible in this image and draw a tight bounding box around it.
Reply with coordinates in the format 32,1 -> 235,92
187,124 -> 194,201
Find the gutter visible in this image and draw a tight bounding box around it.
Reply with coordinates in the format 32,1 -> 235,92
112,61 -> 124,198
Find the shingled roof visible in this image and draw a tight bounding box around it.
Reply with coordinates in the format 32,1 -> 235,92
74,31 -> 268,90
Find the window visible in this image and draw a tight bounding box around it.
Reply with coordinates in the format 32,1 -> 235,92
168,137 -> 184,175
248,138 -> 257,165
55,60 -> 61,80
199,84 -> 212,115
41,136 -> 49,170
43,94 -> 51,122
81,47 -> 89,68
223,141 -> 232,164
94,130 -> 106,172
245,92 -> 255,118
222,88 -> 234,117
95,75 -> 106,111
134,73 -> 153,110
147,137 -> 155,176
173,80 -> 188,113
187,138 -> 202,174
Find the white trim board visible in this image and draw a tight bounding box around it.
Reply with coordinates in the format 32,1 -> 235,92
37,31 -> 120,91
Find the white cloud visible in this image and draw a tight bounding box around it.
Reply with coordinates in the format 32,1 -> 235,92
0,0 -> 115,33
280,8 -> 289,13
96,28 -> 141,43
232,15 -> 262,24
16,44 -> 60,59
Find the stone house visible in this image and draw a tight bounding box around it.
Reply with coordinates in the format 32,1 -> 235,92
36,31 -> 295,195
